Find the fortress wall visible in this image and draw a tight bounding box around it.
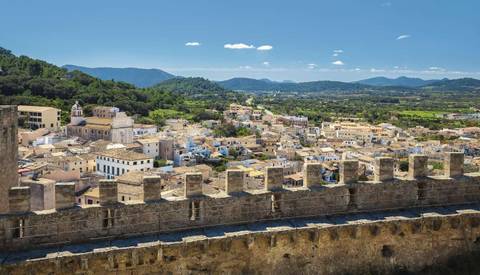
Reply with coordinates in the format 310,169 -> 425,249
2,210 -> 480,275
1,154 -> 480,253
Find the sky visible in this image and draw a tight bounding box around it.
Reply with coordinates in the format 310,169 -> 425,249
1,0 -> 479,82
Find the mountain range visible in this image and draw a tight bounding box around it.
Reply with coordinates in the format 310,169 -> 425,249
61,64 -> 480,92
217,77 -> 480,92
356,76 -> 444,87
63,65 -> 175,88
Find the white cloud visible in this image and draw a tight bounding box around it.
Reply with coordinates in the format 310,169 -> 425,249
257,45 -> 273,51
307,63 -> 317,69
185,42 -> 201,46
333,49 -> 344,53
332,53 -> 339,57
393,66 -> 399,69
354,68 -> 361,71
239,65 -> 252,69
332,60 -> 344,66
263,61 -> 270,66
370,68 -> 385,73
224,43 -> 255,49
396,34 -> 411,40
429,66 -> 445,71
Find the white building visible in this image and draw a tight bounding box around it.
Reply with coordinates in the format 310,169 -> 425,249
96,149 -> 153,179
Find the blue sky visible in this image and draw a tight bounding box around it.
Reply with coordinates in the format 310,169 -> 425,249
1,0 -> 479,81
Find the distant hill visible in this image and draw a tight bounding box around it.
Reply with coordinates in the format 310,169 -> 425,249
63,65 -> 175,88
217,77 -> 370,92
356,76 -> 442,87
421,78 -> 480,91
153,77 -> 230,97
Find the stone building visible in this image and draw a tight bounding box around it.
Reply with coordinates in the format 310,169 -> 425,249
0,105 -> 19,214
67,102 -> 134,144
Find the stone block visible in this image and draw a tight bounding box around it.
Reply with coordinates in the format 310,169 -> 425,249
408,154 -> 428,179
303,163 -> 323,187
374,157 -> 394,182
8,186 -> 30,213
339,160 -> 358,184
226,170 -> 244,194
143,176 -> 162,202
184,173 -> 203,198
265,167 -> 284,191
55,182 -> 76,209
99,180 -> 118,206
444,152 -> 464,178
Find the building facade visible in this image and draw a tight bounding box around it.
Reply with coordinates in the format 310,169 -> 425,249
18,105 -> 61,131
96,149 -> 153,179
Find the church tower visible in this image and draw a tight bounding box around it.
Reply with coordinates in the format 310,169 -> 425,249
70,101 -> 85,126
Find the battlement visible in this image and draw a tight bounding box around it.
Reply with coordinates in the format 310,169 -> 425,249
1,153 -> 480,253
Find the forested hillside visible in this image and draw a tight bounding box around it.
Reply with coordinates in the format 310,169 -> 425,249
0,47 -> 242,125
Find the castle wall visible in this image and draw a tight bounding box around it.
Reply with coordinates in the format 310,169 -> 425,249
1,172 -> 480,253
0,106 -> 19,214
2,209 -> 480,274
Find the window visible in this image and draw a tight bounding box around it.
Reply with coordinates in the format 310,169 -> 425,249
121,196 -> 125,201
271,194 -> 281,213
189,201 -> 201,221
87,199 -> 93,205
102,209 -> 115,228
12,218 -> 26,239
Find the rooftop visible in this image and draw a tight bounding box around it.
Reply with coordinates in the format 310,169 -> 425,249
18,105 -> 60,112
97,149 -> 152,161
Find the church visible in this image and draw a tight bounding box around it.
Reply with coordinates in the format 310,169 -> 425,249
67,102 -> 134,144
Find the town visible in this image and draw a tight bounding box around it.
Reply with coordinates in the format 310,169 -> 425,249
4,101 -> 480,210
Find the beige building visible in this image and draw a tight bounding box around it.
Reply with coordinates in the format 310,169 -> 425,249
67,103 -> 134,144
18,105 -> 61,131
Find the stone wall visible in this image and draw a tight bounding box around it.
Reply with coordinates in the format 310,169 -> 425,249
0,105 -> 19,214
1,171 -> 480,253
2,207 -> 480,274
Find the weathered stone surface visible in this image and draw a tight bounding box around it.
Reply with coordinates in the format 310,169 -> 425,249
99,180 -> 118,206
0,105 -> 19,214
303,163 -> 323,187
445,152 -> 464,178
8,186 -> 30,213
339,160 -> 358,184
2,207 -> 480,275
184,173 -> 202,197
225,170 -> 244,194
374,157 -> 394,182
55,182 -> 76,209
265,167 -> 284,191
408,154 -> 428,179
142,176 -> 161,202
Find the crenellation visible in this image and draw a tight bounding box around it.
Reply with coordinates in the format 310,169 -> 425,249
264,167 -> 284,191
1,154 -> 480,253
445,152 -> 464,178
374,157 -> 394,182
8,186 -> 31,213
225,170 -> 245,194
55,182 -> 76,210
142,176 -> 162,202
184,173 -> 203,198
408,154 -> 428,179
303,163 -> 323,187
99,180 -> 118,206
339,160 -> 358,184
